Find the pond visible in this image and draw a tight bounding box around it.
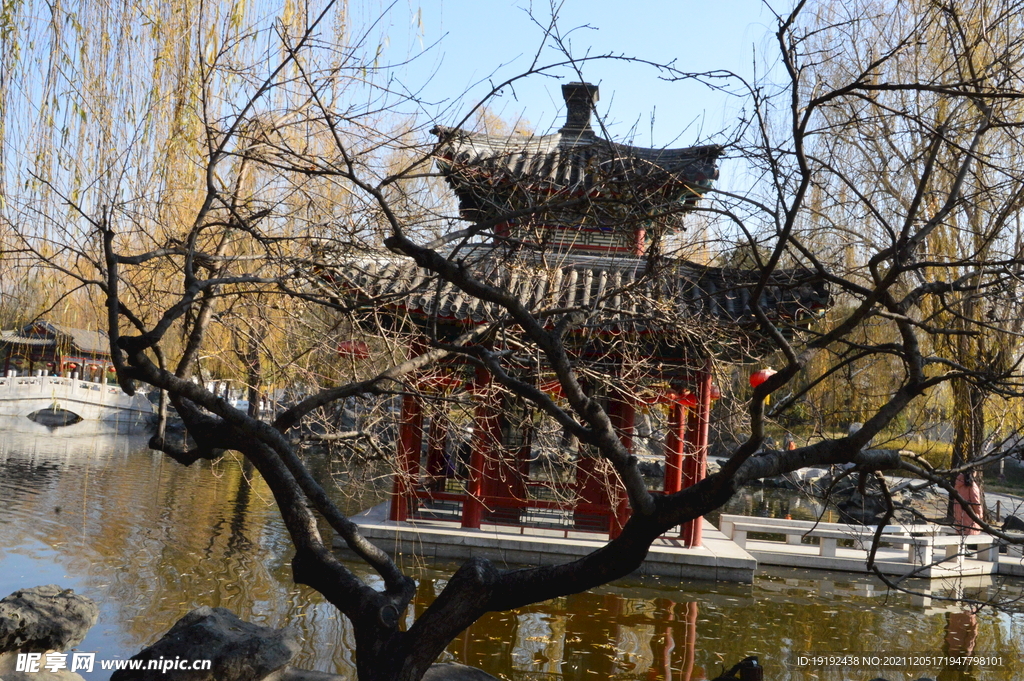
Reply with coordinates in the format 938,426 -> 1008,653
1,420 -> 1022,681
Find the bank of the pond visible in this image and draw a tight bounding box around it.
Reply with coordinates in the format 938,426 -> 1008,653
1,423 -> 1023,680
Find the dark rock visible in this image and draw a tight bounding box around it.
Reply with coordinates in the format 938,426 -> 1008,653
110,606 -> 299,681
709,655 -> 762,680
0,585 -> 98,653
1002,515 -> 1024,532
836,491 -> 888,525
423,663 -> 500,681
636,457 -> 665,478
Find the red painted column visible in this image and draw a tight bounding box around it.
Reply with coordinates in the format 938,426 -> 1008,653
607,389 -> 635,538
633,227 -> 646,256
462,365 -> 492,529
681,365 -> 712,546
574,450 -> 612,531
481,391 -> 518,523
425,409 -> 449,492
663,394 -> 686,495
389,391 -> 424,522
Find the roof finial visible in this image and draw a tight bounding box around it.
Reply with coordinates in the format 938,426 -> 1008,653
559,82 -> 599,135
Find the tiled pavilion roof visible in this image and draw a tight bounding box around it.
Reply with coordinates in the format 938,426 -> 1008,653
431,83 -> 724,250
325,247 -> 830,337
1,320 -> 110,356
319,81 -> 830,359
432,125 -> 722,212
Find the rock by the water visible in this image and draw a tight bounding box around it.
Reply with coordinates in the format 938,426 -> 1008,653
0,585 -> 98,654
1002,515 -> 1024,532
110,606 -> 299,681
636,456 -> 665,478
423,663 -> 500,681
837,491 -> 888,525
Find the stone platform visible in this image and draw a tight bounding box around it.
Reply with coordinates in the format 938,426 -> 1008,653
335,502 -> 756,582
719,513 -> 1024,579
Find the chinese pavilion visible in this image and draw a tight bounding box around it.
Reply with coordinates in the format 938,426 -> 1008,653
1,320 -> 115,381
332,83 -> 829,547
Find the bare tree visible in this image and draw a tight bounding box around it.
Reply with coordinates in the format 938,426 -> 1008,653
6,0 -> 1024,679
719,0 -> 1024,581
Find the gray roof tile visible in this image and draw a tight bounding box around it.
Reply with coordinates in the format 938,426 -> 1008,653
324,247 -> 830,336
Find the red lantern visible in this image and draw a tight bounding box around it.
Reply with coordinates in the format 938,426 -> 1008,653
679,391 -> 699,408
709,384 -> 722,401
749,368 -> 776,388
336,340 -> 369,358
107,366 -> 116,373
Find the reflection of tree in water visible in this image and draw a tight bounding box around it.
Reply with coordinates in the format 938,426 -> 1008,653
4,432 -> 1024,680
431,588 -> 705,681
710,487 -> 836,524
0,437 -> 357,672
207,458 -> 256,561
0,457 -> 62,514
431,571 -> 1024,681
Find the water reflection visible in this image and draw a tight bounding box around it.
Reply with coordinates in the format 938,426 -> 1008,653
709,486 -> 838,525
0,423 -> 1022,680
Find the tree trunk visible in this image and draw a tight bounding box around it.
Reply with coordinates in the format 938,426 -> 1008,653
949,378 -> 987,522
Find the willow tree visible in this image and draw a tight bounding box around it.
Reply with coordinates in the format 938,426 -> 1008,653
755,0 -> 1024,510
6,0 -> 1024,679
719,0 -> 1024,561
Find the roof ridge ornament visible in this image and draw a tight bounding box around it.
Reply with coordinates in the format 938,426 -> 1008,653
558,82 -> 600,136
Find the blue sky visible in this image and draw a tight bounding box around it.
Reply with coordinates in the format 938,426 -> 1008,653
379,1 -> 779,148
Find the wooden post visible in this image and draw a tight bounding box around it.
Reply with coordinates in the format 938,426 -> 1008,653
482,391 -> 521,524
681,363 -> 712,546
424,409 -> 449,492
462,364 -> 491,529
633,227 -> 646,256
389,391 -> 424,522
574,450 -> 612,531
663,394 -> 686,495
607,389 -> 635,538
